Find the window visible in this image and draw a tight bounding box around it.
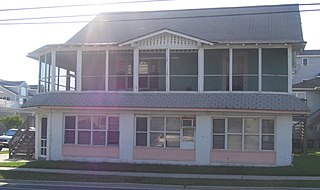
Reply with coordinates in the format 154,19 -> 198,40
55,51 -> 77,91
204,49 -> 229,91
107,117 -> 120,145
135,116 -> 196,148
170,50 -> 198,91
212,119 -> 225,149
64,116 -> 76,144
39,53 -> 52,92
262,119 -> 274,150
136,117 -> 148,146
232,49 -> 258,91
302,58 -> 308,66
139,50 -> 166,91
64,115 -> 119,146
262,48 -> 288,92
212,118 -> 274,151
108,50 -> 133,91
82,51 -> 106,91
20,87 -> 27,96
292,92 -> 306,100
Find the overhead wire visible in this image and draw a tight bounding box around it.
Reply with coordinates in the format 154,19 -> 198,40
0,2 -> 320,25
0,0 -> 176,12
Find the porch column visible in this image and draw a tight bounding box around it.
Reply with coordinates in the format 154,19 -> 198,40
195,115 -> 211,165
105,50 -> 109,91
275,115 -> 293,166
48,111 -> 63,160
133,49 -> 139,92
34,114 -> 40,159
258,48 -> 262,92
51,51 -> 56,91
288,46 -> 293,94
119,113 -> 134,162
76,50 -> 82,91
198,48 -> 204,92
229,48 -> 233,91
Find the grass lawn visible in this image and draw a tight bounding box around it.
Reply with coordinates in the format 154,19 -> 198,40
0,152 -> 319,187
0,152 -> 320,176
0,150 -> 8,154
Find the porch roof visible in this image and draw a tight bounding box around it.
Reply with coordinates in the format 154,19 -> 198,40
21,92 -> 309,114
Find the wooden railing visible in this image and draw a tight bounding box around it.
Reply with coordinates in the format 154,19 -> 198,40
8,116 -> 35,159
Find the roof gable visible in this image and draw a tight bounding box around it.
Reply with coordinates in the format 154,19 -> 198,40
119,29 -> 213,47
67,4 -> 304,45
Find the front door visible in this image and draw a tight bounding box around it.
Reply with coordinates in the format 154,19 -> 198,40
40,117 -> 47,158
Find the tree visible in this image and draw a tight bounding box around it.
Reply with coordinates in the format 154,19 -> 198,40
0,115 -> 23,131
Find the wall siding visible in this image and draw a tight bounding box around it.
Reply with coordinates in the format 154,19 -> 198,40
62,145 -> 119,158
211,150 -> 276,164
133,147 -> 195,161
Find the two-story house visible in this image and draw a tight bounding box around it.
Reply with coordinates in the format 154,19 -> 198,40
0,79 -> 35,117
23,4 -> 308,166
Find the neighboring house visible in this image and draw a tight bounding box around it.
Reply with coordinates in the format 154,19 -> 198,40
293,77 -> 320,149
24,4 -> 308,166
293,50 -> 320,85
0,79 -> 36,117
292,50 -> 320,149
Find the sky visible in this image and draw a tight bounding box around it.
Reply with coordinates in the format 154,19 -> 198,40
0,0 -> 319,85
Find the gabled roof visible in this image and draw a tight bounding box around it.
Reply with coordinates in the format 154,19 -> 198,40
293,77 -> 320,90
22,92 -> 309,114
0,79 -> 25,86
67,4 -> 304,45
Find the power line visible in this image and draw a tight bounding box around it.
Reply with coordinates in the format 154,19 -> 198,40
0,7 -> 320,25
0,0 -> 175,12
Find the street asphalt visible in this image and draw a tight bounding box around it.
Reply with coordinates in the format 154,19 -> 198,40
1,150 -> 320,181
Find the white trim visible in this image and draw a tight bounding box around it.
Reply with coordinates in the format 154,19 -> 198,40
229,48 -> 233,91
296,55 -> 320,58
76,50 -> 82,91
198,48 -> 204,92
288,47 -> 292,94
51,51 -> 56,92
119,29 -> 214,47
105,50 -> 109,91
166,48 -> 170,92
133,49 -> 139,92
258,48 -> 262,92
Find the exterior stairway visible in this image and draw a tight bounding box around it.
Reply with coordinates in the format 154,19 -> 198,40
9,116 -> 35,160
292,116 -> 306,153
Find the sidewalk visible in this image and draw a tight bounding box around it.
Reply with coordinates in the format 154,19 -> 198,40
1,166 -> 320,181
1,152 -> 320,181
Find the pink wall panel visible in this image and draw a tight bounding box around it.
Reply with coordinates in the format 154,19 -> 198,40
62,145 -> 119,158
211,150 -> 276,164
133,147 -> 195,161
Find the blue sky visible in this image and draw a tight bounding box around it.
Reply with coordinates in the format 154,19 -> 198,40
0,0 -> 319,85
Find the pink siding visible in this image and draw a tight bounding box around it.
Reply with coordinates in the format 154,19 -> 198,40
133,147 -> 195,161
211,150 -> 276,165
62,145 -> 119,158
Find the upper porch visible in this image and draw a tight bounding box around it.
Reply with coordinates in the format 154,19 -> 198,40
29,40 -> 295,94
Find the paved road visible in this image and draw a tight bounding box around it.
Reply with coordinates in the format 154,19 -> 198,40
0,180 -> 319,190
